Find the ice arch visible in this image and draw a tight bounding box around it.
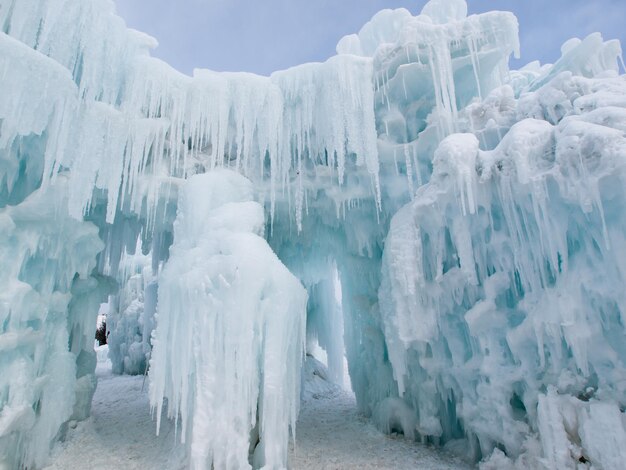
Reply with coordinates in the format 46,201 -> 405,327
2,0 -> 626,469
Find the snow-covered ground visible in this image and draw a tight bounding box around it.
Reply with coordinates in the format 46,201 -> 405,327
290,358 -> 469,469
44,347 -> 185,470
46,349 -> 467,469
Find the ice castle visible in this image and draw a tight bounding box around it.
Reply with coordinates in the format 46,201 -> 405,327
1,0 -> 626,468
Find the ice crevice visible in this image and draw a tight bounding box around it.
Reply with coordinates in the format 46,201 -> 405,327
1,0 -> 626,469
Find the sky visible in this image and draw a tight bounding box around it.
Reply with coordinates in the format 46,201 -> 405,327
114,0 -> 626,77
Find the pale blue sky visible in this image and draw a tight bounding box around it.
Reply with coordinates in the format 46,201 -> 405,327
114,0 -> 626,76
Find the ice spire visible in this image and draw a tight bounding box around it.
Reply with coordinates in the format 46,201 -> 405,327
420,0 -> 468,24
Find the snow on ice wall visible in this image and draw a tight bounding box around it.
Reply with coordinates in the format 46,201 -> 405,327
149,171 -> 306,470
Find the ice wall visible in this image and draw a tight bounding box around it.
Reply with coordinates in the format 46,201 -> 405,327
0,180 -> 108,469
379,37 -> 626,467
149,170 -> 307,469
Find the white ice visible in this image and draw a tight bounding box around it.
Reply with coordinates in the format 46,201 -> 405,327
149,170 -> 307,469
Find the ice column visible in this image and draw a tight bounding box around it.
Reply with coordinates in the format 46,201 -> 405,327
149,170 -> 307,470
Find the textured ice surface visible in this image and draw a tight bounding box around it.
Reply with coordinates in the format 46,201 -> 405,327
379,45 -> 626,469
1,0 -> 626,468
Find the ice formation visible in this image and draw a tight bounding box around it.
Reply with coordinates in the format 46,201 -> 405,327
149,171 -> 307,469
1,0 -> 626,468
106,248 -> 155,375
0,180 -> 111,468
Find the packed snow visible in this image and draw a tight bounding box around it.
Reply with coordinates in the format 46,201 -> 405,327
46,350 -> 467,470
290,356 -> 469,470
1,0 -> 626,468
43,345 -> 184,470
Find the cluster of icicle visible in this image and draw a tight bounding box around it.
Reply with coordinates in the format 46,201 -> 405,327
0,0 -> 524,231
0,0 -> 380,232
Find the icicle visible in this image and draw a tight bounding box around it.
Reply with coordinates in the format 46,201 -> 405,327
468,36 -> 483,100
402,72 -> 408,100
404,144 -> 414,198
393,146 -> 399,175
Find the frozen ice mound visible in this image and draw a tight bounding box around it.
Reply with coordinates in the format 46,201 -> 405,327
301,355 -> 342,400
